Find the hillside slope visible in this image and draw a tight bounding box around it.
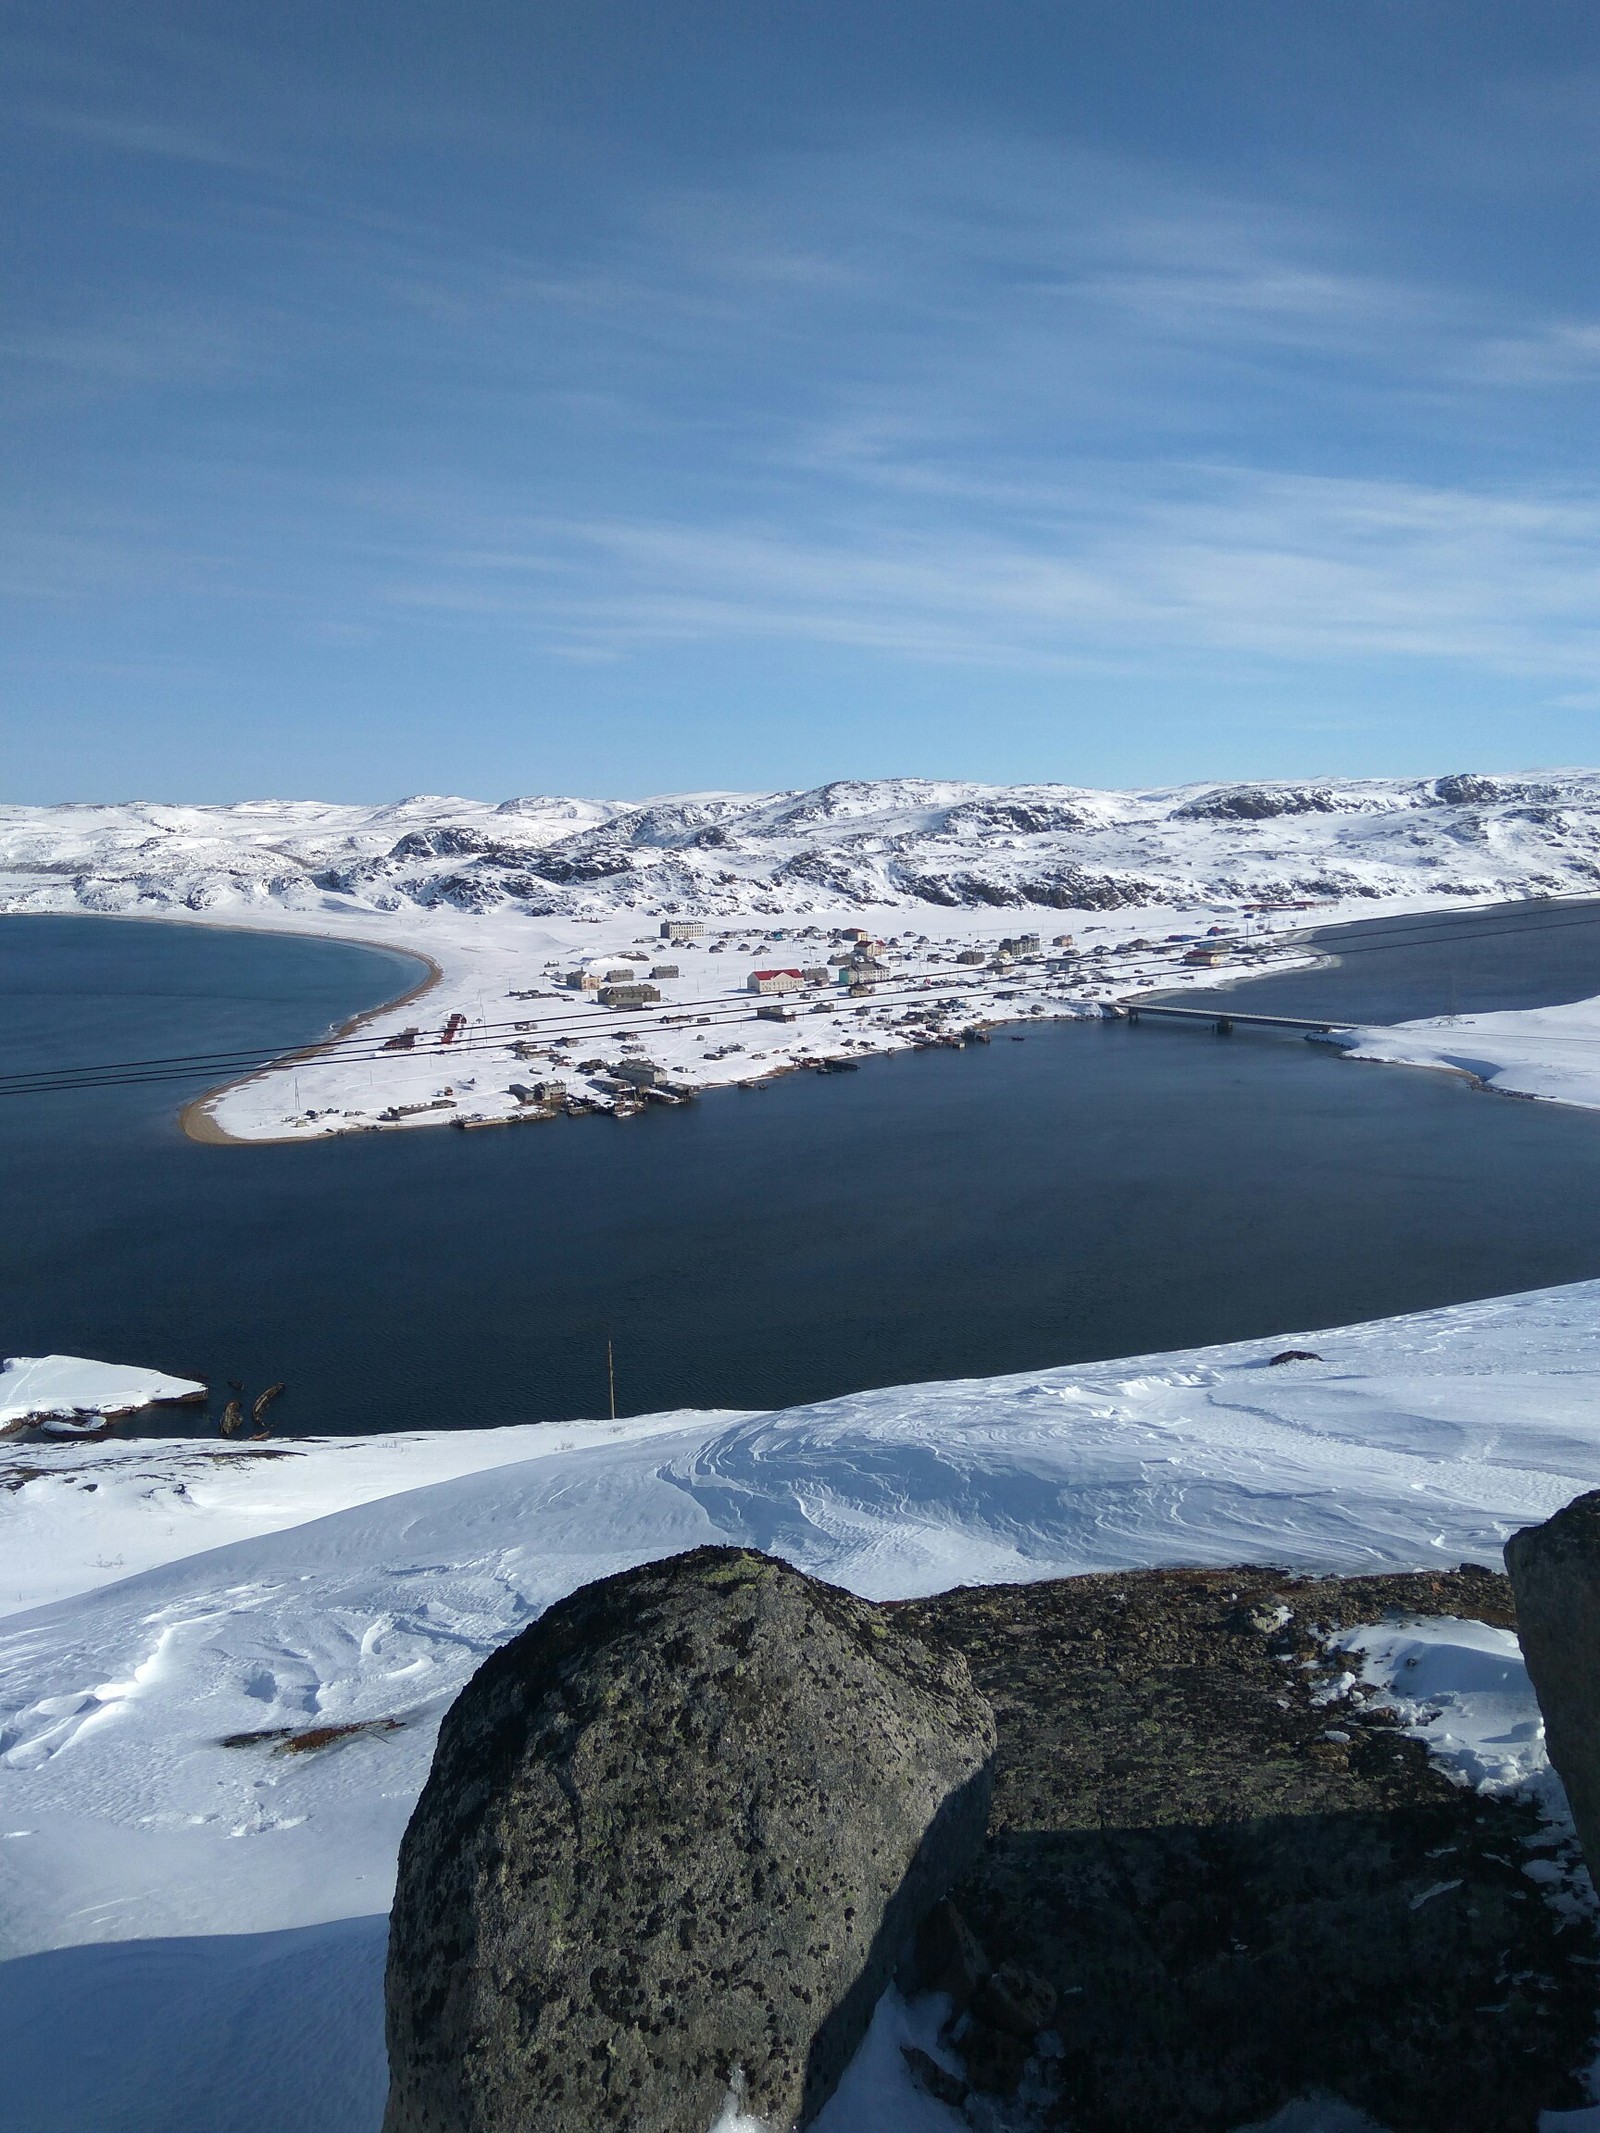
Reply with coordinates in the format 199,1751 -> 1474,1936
5,769 -> 1600,922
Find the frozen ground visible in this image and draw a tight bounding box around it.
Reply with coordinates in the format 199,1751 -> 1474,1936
6,768 -> 1599,1140
0,1355 -> 205,1434
11,1280 -> 1600,2128
1344,996 -> 1600,1112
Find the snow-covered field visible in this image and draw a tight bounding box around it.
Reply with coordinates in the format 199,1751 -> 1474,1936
1342,996 -> 1600,1111
0,1355 -> 205,1434
11,1279 -> 1600,2130
10,771 -> 1600,2126
6,768 -> 1600,1140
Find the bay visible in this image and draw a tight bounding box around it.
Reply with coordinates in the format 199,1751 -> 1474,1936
6,906 -> 1600,1436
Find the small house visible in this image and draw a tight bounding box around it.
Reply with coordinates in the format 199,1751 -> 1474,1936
510,1080 -> 565,1106
598,982 -> 661,1008
1183,945 -> 1231,967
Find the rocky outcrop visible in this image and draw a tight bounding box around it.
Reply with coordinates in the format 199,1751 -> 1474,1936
1172,784 -> 1344,821
1506,1491 -> 1600,1879
1434,773 -> 1503,806
381,1546 -> 996,2133
897,1563 -> 1595,2132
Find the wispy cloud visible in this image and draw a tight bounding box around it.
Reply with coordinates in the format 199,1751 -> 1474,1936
9,100 -> 1600,730
368,464 -> 1600,683
23,105 -> 277,175
1469,320 -> 1600,385
0,312 -> 248,388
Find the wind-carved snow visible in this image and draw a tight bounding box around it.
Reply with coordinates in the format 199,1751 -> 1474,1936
9,1277 -> 1600,2129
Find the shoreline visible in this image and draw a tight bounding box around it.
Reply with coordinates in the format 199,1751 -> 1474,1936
175,927 -> 1328,1145
177,945 -> 443,1147
10,887 -> 1594,1147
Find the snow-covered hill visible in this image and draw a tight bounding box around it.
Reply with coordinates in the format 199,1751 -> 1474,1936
8,769 -> 1600,1144
8,1280 -> 1600,2131
6,769 -> 1600,922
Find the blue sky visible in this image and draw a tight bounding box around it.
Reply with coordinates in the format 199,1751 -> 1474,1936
5,1 -> 1600,801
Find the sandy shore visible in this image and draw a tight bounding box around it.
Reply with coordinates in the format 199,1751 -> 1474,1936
178,947 -> 443,1147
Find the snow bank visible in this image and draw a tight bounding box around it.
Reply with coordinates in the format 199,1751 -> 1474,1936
0,1355 -> 205,1433
1346,995 -> 1600,1113
2,1916 -> 388,2133
1330,1617 -> 1600,2131
11,1277 -> 1600,2128
1335,1615 -> 1553,1797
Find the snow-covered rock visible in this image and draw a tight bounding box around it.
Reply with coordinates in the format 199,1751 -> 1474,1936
0,1355 -> 205,1434
5,770 -> 1600,926
8,1278 -> 1600,2129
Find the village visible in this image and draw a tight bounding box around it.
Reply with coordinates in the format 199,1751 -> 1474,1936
198,902 -> 1326,1142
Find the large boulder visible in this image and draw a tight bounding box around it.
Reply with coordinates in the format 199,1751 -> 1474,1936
381,1546 -> 996,2133
1505,1490 -> 1600,1876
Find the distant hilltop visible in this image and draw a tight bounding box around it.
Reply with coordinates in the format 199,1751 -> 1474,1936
3,769 -> 1599,922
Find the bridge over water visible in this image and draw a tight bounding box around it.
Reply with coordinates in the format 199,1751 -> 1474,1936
1116,1001 -> 1354,1039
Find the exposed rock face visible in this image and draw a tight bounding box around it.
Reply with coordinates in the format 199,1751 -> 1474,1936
1506,1490 -> 1600,1878
1172,783 -> 1342,821
1434,772 -> 1502,805
897,1564 -> 1595,2132
381,1546 -> 996,2133
17,770 -> 1600,926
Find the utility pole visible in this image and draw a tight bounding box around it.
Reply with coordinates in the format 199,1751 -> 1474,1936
607,1331 -> 617,1421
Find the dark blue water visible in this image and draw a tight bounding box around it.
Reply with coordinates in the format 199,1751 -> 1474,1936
1169,897 -> 1600,1022
7,907 -> 1600,1438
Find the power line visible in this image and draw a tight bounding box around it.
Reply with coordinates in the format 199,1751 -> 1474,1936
0,967 -> 1087,1096
3,893 -> 1599,1099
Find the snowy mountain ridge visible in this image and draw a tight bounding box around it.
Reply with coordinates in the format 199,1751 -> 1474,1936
6,767 -> 1600,923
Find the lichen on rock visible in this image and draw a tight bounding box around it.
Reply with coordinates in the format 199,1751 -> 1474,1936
381,1545 -> 996,2133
